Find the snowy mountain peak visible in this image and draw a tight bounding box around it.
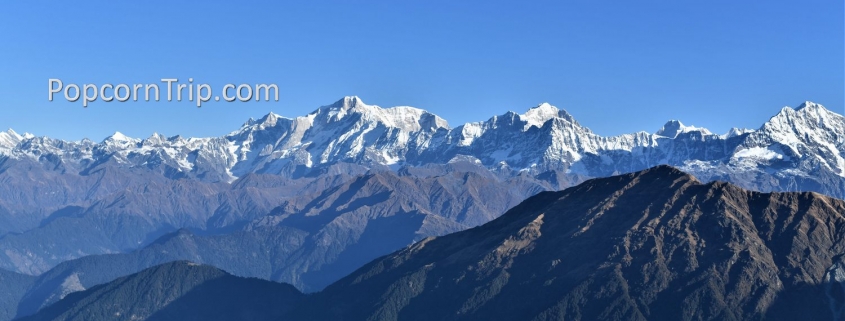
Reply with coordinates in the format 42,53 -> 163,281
331,96 -> 366,109
0,128 -> 23,149
229,113 -> 287,138
656,120 -> 684,137
796,101 -> 822,111
656,120 -> 712,138
749,101 -> 845,177
144,132 -> 168,145
1,98 -> 842,192
520,103 -> 576,130
522,103 -> 558,123
109,131 -> 129,140
103,131 -> 137,144
313,96 -> 375,122
257,112 -> 282,127
3,128 -> 21,140
379,106 -> 450,131
313,96 -> 448,132
528,102 -> 557,113
794,102 -> 842,121
767,101 -> 842,131
722,128 -> 754,139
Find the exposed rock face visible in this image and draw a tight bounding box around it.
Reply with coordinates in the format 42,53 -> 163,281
294,166 -> 845,321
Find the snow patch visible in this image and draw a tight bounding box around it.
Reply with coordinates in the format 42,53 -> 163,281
656,120 -> 713,138
733,147 -> 786,161
521,103 -> 560,130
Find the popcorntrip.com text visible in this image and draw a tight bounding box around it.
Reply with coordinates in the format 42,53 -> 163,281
48,78 -> 279,108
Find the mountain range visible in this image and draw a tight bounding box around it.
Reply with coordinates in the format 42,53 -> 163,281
0,98 -> 842,320
19,166 -> 845,321
1,97 -> 842,191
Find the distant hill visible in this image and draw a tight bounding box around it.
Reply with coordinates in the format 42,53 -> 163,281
17,261 -> 303,321
13,169 -> 546,318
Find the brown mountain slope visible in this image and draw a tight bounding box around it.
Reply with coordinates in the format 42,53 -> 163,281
292,165 -> 845,321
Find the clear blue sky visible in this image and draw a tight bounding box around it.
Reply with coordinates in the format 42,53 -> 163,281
0,1 -> 842,140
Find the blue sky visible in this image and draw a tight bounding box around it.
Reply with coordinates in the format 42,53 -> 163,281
0,1 -> 842,140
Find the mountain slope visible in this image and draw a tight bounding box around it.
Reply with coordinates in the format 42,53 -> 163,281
18,261 -> 303,321
0,269 -> 34,321
293,165 -> 845,321
8,168 -> 550,319
12,226 -> 307,318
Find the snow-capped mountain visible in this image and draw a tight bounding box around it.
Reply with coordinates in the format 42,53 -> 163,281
1,97 -> 843,196
0,129 -> 31,152
225,96 -> 449,178
656,120 -> 713,138
0,97 -> 842,308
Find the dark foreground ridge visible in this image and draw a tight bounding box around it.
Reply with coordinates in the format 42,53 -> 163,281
21,165 -> 845,321
294,165 -> 845,321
